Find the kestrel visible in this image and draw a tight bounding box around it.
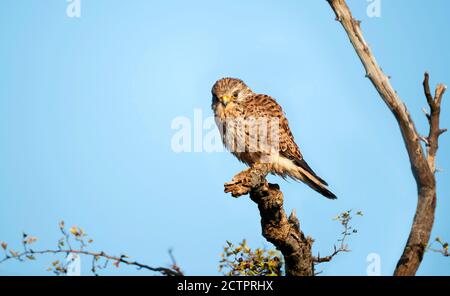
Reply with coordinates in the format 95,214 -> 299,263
211,77 -> 336,199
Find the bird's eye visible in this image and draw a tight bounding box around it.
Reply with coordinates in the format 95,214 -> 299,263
232,91 -> 239,98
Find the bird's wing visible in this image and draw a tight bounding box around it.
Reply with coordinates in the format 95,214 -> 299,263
243,94 -> 328,186
243,94 -> 302,158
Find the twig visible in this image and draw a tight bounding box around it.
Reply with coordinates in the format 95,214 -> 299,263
1,222 -> 183,276
0,249 -> 182,276
313,210 -> 361,264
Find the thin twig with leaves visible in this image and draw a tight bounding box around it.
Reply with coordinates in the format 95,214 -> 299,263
427,237 -> 449,257
0,221 -> 183,276
314,210 -> 363,264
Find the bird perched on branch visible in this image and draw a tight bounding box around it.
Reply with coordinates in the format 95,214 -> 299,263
211,77 -> 336,199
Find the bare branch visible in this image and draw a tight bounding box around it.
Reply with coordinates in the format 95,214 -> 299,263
425,75 -> 447,172
423,72 -> 434,106
168,248 -> 183,275
421,107 -> 431,122
327,0 -> 446,276
314,245 -> 348,264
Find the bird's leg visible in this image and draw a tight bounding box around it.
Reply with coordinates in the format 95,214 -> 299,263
224,163 -> 272,198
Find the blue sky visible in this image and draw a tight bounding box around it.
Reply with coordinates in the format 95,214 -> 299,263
0,0 -> 449,275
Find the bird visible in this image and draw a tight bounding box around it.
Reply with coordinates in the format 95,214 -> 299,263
211,77 -> 336,199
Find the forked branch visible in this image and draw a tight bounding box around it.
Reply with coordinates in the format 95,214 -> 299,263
327,0 -> 446,276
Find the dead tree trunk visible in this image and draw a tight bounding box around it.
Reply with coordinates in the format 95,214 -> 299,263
224,163 -> 314,276
327,0 -> 447,276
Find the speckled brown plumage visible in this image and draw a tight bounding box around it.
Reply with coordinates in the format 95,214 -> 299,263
211,77 -> 336,199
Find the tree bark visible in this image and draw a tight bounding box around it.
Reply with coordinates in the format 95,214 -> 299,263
326,0 -> 446,276
224,163 -> 314,276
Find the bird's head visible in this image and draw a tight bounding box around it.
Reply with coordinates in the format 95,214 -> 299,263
212,77 -> 253,107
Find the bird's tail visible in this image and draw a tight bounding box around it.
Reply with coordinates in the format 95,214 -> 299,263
292,159 -> 337,200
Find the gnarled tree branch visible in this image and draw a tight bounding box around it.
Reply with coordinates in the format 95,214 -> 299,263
224,163 -> 314,276
327,0 -> 446,276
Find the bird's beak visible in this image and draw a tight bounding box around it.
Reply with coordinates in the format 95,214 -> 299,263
220,95 -> 231,106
